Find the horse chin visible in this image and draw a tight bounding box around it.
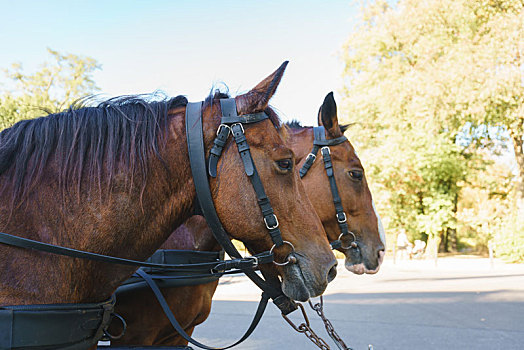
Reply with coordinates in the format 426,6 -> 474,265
344,248 -> 384,275
281,257 -> 327,302
344,258 -> 382,275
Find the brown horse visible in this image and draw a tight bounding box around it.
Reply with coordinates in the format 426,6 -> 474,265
0,63 -> 336,347
111,92 -> 385,347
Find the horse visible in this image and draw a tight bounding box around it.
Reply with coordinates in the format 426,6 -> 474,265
109,92 -> 386,347
0,63 -> 337,349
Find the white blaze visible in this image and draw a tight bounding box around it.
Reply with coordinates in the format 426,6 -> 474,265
372,200 -> 386,249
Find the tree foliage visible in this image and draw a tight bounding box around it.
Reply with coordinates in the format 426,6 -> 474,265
0,48 -> 100,130
340,0 -> 523,260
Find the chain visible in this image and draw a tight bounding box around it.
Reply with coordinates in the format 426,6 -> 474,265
308,296 -> 353,350
282,303 -> 331,350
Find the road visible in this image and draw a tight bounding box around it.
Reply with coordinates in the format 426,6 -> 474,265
191,256 -> 524,350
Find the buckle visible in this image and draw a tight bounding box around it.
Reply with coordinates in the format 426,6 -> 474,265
306,153 -> 316,162
321,146 -> 331,155
246,256 -> 259,268
264,214 -> 279,230
216,124 -> 231,136
231,122 -> 245,134
336,212 -> 347,223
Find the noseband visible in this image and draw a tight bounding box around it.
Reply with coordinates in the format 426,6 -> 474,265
299,126 -> 358,250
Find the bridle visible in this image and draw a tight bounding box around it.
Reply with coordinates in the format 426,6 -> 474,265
299,126 -> 358,251
203,98 -> 293,262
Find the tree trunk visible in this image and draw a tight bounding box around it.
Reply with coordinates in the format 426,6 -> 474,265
439,230 -> 448,252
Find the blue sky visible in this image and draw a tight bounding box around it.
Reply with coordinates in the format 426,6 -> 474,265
0,0 -> 359,126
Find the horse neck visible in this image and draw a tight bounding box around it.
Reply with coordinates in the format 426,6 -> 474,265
160,215 -> 221,252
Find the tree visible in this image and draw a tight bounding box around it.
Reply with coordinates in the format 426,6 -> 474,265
340,0 -> 523,259
0,48 -> 100,130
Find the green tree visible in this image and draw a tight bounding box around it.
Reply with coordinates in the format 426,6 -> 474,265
340,0 -> 523,259
0,48 -> 100,130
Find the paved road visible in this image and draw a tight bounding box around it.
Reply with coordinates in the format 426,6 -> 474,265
191,256 -> 524,350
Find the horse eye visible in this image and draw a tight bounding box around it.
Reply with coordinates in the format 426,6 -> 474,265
276,159 -> 293,171
348,170 -> 363,181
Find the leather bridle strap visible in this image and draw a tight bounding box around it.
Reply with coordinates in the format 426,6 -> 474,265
230,123 -> 283,246
136,269 -> 269,350
299,126 -> 356,251
185,100 -> 296,314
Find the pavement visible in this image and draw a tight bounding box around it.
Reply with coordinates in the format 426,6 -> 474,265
191,256 -> 524,350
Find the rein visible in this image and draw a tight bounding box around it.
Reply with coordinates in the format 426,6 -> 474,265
299,126 -> 358,251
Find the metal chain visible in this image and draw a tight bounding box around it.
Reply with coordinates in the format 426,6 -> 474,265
282,303 -> 331,350
308,296 -> 353,350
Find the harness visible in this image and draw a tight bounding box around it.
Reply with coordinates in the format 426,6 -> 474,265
0,98 -> 296,349
299,126 -> 358,251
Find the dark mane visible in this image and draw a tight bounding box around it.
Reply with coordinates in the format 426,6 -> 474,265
285,120 -> 350,133
0,94 -> 188,206
285,120 -> 303,129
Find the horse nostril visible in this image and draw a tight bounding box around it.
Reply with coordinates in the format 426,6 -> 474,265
327,262 -> 338,283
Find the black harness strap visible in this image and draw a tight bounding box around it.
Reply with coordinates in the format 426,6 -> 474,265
230,123 -> 283,247
299,126 -> 357,250
0,232 -> 269,272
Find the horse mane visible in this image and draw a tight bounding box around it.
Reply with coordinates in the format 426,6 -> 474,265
0,89 -> 282,207
284,120 -> 350,133
0,94 -> 188,206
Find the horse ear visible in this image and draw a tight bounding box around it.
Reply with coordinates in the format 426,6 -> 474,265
317,92 -> 342,138
235,61 -> 288,115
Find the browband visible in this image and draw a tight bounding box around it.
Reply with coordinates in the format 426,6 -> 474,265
299,126 -> 347,178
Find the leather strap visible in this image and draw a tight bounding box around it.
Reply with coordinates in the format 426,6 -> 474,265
230,123 -> 284,247
136,269 -> 269,350
0,232 -> 263,273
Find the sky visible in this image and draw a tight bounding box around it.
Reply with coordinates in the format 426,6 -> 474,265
0,0 -> 359,126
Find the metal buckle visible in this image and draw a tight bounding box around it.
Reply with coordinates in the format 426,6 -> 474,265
246,255 -> 259,268
216,123 -> 231,136
231,122 -> 245,134
338,231 -> 357,250
264,214 -> 279,230
306,153 -> 316,162
336,212 -> 347,223
321,146 -> 331,155
270,241 -> 296,266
